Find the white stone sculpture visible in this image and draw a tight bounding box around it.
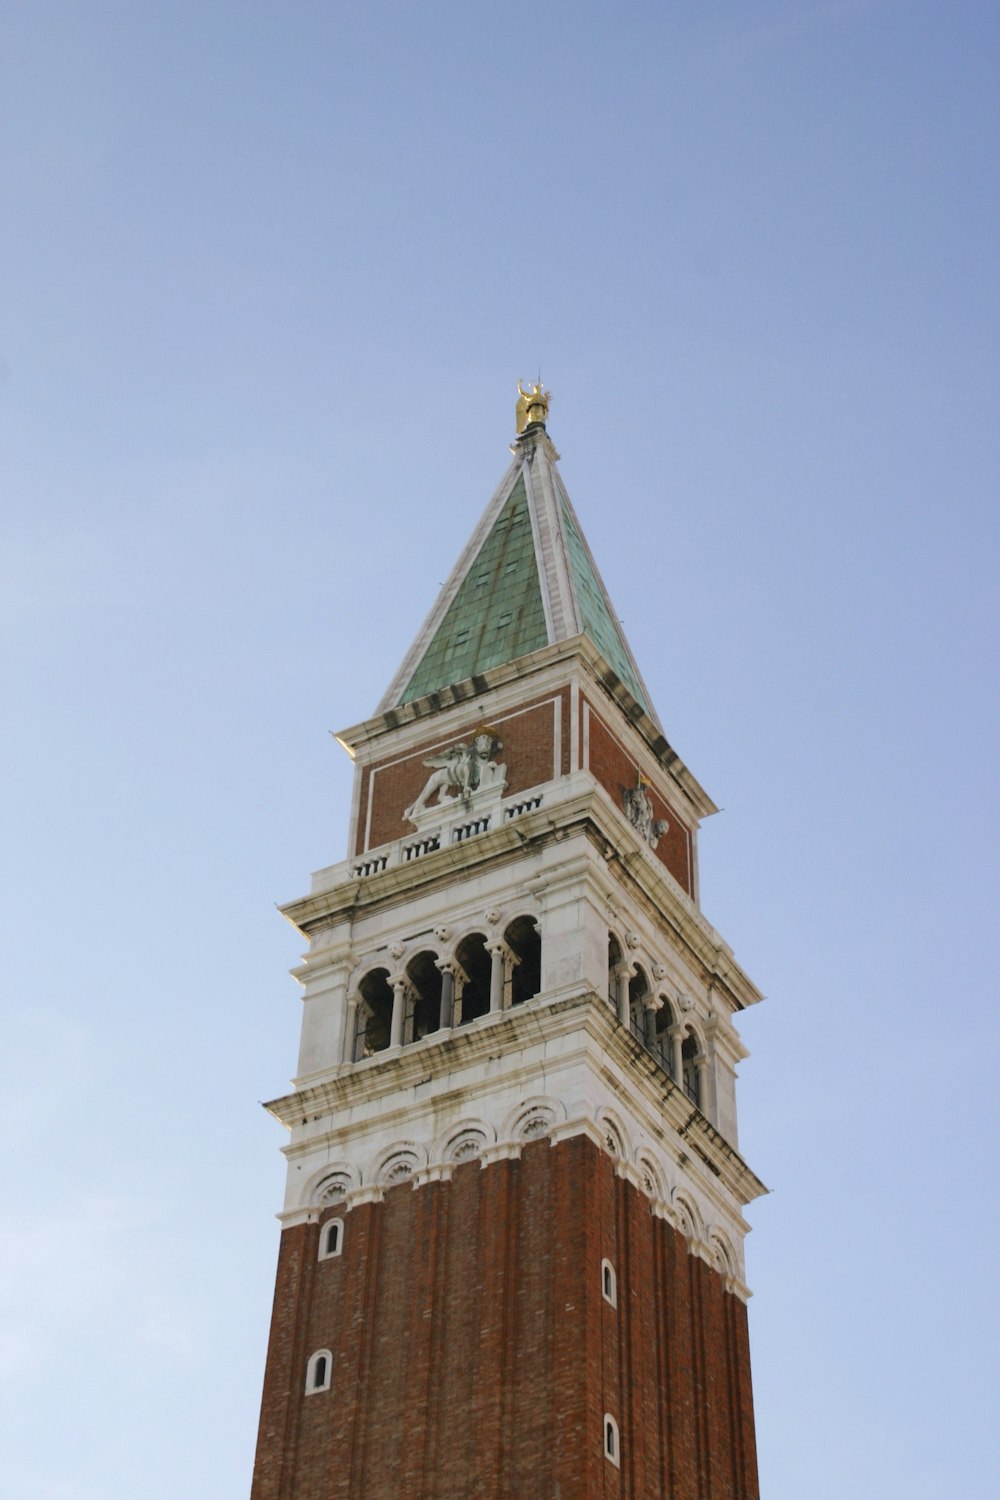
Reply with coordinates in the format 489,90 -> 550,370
623,778 -> 669,851
404,731 -> 507,823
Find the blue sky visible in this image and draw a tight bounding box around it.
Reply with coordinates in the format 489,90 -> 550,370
2,3 -> 998,1496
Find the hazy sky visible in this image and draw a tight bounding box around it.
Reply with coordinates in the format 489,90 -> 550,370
2,3 -> 998,1497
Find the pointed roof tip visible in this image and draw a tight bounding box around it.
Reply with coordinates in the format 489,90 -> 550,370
375,399 -> 661,730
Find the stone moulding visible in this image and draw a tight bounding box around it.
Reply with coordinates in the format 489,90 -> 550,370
276,1093 -> 753,1300
281,777 -> 762,1017
269,989 -> 764,1298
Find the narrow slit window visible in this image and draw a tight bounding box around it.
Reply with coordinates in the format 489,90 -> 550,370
604,1413 -> 620,1467
601,1258 -> 617,1307
306,1349 -> 332,1394
319,1218 -> 344,1261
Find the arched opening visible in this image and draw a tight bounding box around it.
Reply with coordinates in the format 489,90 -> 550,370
305,1348 -> 332,1394
603,1413 -> 620,1467
628,966 -> 649,1045
404,949 -> 442,1042
319,1218 -> 344,1260
601,1257 -> 617,1307
455,932 -> 491,1025
682,1029 -> 702,1107
353,968 -> 392,1060
504,915 -> 541,1007
607,935 -> 623,1010
654,997 -> 675,1074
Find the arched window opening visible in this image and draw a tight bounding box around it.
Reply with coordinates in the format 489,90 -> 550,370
682,1031 -> 701,1107
628,967 -> 649,1046
654,998 -> 675,1074
404,950 -> 442,1042
306,1349 -> 332,1394
353,969 -> 393,1060
505,915 -> 541,1007
319,1218 -> 344,1260
603,1413 -> 620,1467
455,933 -> 491,1025
607,935 -> 623,1011
601,1257 -> 617,1308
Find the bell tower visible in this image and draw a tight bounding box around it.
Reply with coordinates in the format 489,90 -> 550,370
250,390 -> 766,1500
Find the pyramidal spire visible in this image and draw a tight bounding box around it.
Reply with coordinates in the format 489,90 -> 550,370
377,387 -> 661,727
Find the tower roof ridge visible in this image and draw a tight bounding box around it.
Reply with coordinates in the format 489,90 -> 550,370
376,404 -> 662,729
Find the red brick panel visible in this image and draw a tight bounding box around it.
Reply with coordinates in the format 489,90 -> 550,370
358,692 -> 567,854
584,700 -> 692,894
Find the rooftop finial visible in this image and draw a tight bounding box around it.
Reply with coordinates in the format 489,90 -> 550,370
516,379 -> 551,434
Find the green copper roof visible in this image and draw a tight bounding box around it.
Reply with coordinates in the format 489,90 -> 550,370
400,476 -> 548,704
556,481 -> 648,712
380,426 -> 661,727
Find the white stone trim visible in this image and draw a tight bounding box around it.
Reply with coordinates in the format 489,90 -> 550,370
499,1095 -> 566,1144
346,753 -> 364,862
318,1218 -> 344,1260
520,457 -> 557,644
432,1118 -> 496,1164
570,679 -> 580,773
367,1142 -> 426,1189
603,1413 -> 621,1467
305,1349 -> 333,1394
302,1162 -> 360,1209
270,992 -> 761,1297
594,1105 -> 633,1164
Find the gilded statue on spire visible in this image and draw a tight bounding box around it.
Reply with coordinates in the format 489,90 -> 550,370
516,379 -> 551,433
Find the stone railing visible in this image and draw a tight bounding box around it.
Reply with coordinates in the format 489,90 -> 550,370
346,783 -> 547,882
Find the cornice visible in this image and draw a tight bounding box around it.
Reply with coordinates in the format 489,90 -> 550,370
279,777 -> 762,1012
335,635 -> 717,822
263,987 -> 767,1212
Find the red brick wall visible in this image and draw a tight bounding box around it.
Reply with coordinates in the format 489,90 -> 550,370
584,700 -> 693,894
356,688 -> 571,854
250,1136 -> 758,1499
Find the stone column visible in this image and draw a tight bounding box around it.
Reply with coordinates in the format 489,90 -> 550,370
668,1025 -> 684,1087
642,996 -> 661,1050
389,977 -> 407,1049
437,962 -> 456,1029
614,964 -> 632,1027
694,1056 -> 710,1115
342,994 -> 359,1065
487,943 -> 507,1013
